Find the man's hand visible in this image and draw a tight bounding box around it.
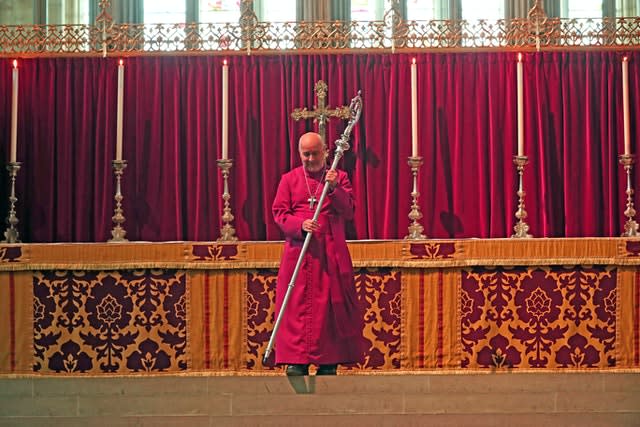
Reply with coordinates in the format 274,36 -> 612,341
302,219 -> 320,233
326,169 -> 338,189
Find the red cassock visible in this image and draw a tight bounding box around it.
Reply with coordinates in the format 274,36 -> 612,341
272,166 -> 366,365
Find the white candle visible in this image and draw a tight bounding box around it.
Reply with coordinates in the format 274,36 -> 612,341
411,58 -> 418,157
222,59 -> 229,160
623,56 -> 631,155
116,59 -> 124,161
517,53 -> 524,157
10,60 -> 18,163
102,25 -> 107,58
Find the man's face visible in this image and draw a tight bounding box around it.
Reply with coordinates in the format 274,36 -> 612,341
299,135 -> 326,172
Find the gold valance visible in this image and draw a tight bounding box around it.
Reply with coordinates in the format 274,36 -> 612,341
1,238 -> 640,271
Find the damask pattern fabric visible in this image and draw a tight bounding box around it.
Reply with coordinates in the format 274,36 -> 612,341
33,270 -> 187,374
461,266 -> 616,369
0,240 -> 638,376
245,267 -> 402,370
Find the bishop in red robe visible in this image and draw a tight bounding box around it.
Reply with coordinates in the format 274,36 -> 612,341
272,132 -> 365,375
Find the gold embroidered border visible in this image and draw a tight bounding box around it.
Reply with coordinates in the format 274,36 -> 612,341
189,270 -> 245,371
402,268 -> 460,369
616,267 -> 639,367
0,271 -> 34,373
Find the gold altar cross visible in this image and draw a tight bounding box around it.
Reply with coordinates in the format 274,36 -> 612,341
291,80 -> 351,143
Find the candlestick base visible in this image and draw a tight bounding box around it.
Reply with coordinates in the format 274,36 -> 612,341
619,154 -> 639,237
2,162 -> 21,243
511,155 -> 532,239
108,160 -> 129,243
405,156 -> 427,240
623,219 -> 640,237
217,159 -> 238,242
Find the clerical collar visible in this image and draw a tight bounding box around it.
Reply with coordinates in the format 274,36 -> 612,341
304,167 -> 326,180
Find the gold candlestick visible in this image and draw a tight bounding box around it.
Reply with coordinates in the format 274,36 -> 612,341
2,162 -> 21,243
512,155 -> 532,238
405,156 -> 426,240
108,160 -> 128,242
619,154 -> 639,237
217,158 -> 237,241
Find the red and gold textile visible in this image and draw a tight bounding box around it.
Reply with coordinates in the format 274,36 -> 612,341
0,239 -> 638,375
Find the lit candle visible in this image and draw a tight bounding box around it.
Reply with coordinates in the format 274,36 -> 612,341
222,59 -> 229,160
517,53 -> 524,157
10,60 -> 18,163
622,56 -> 631,155
411,58 -> 418,157
116,59 -> 124,161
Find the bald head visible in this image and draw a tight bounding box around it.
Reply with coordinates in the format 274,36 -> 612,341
298,132 -> 327,172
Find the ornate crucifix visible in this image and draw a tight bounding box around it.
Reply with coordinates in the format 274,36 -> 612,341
291,80 -> 351,143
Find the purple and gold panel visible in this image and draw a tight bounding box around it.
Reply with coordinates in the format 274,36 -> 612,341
354,268 -> 401,369
461,266 -> 616,369
404,242 -> 457,260
33,270 -> 187,374
244,267 -> 401,371
623,240 -> 640,258
0,246 -> 23,263
191,243 -> 241,262
246,269 -> 278,370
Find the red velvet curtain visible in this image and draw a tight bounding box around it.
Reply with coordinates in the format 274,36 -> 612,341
0,51 -> 637,242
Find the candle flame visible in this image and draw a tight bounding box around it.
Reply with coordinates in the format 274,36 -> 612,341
223,59 -> 228,66
12,59 -> 17,68
119,59 -> 123,66
623,56 -> 628,62
412,57 -> 416,65
518,53 -> 522,62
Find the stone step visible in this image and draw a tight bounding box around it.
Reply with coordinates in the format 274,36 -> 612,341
0,373 -> 638,426
0,414 -> 638,427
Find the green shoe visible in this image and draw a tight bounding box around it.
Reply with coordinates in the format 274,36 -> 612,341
286,364 -> 309,376
316,364 -> 337,375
